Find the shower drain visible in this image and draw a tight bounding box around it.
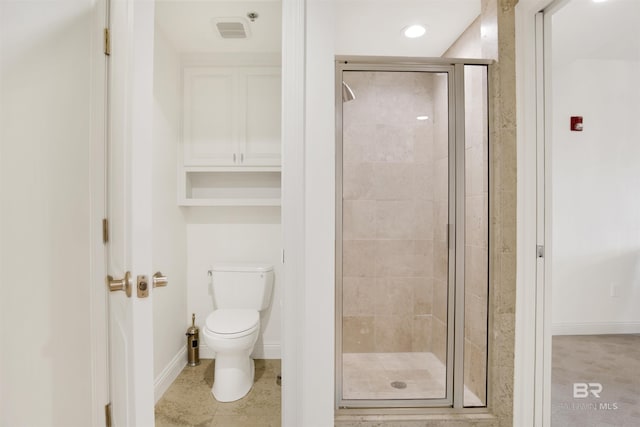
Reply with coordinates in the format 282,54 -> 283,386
390,381 -> 407,389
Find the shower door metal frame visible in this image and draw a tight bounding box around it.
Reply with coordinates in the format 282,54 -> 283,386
335,57 -> 491,411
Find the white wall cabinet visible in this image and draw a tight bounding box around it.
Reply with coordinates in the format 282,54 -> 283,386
180,66 -> 282,206
183,67 -> 281,167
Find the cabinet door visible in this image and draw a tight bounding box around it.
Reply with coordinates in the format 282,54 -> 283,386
239,68 -> 281,166
183,68 -> 237,165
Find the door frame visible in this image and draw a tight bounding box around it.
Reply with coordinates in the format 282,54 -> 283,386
280,0 -> 306,425
89,0 -> 109,424
515,1 -> 557,426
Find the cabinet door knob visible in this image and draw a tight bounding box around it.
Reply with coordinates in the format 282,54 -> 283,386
240,153 -> 244,163
233,153 -> 237,163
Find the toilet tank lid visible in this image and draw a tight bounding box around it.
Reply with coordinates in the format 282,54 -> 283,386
211,263 -> 273,273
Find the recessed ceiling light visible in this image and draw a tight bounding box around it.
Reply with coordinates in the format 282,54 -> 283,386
592,0 -> 608,2
416,115 -> 429,121
403,25 -> 426,39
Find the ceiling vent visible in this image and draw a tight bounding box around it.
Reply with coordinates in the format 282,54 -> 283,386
213,18 -> 251,39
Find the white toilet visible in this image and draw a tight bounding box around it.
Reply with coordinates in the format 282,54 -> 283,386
202,263 -> 274,402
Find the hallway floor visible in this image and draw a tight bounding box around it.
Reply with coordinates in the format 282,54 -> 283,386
552,334 -> 640,427
155,359 -> 281,427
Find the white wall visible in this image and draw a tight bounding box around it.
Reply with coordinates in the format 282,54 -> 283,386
152,27 -> 188,397
0,0 -> 100,425
550,0 -> 640,334
186,208 -> 282,358
551,58 -> 640,334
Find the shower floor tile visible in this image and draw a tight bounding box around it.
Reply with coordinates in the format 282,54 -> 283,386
342,352 -> 482,405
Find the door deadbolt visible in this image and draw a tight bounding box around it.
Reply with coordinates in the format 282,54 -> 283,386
137,275 -> 149,298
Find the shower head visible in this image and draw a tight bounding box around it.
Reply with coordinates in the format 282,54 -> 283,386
342,81 -> 356,102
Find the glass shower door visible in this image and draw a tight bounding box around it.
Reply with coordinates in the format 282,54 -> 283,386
336,60 -> 490,410
337,67 -> 455,406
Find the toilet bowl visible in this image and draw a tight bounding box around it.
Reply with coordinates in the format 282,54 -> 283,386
203,263 -> 274,402
202,309 -> 261,402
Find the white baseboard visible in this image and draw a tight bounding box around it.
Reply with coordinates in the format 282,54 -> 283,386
552,321 -> 640,336
199,343 -> 281,360
154,347 -> 187,403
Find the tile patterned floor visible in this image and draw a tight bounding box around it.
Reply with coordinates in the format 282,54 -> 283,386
342,352 -> 482,405
157,352 -> 485,425
153,338 -> 640,425
155,359 -> 281,427
551,334 -> 640,427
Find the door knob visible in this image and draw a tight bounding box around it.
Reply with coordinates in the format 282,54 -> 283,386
152,272 -> 168,288
107,271 -> 132,297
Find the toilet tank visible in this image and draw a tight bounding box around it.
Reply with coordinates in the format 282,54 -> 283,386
210,264 -> 274,310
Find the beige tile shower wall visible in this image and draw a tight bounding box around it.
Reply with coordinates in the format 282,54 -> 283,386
342,71 -> 440,354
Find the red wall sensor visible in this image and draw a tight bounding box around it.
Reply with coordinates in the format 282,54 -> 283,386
571,116 -> 583,132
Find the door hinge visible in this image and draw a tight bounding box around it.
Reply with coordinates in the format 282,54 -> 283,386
105,402 -> 112,427
102,218 -> 109,243
104,28 -> 111,56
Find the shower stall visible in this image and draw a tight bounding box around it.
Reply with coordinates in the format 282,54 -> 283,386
336,58 -> 490,409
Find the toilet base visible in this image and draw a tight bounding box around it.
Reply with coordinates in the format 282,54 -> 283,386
211,355 -> 255,402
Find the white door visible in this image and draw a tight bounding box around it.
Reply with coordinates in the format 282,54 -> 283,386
106,0 -> 156,425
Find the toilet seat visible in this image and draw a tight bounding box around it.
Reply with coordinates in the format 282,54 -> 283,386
205,309 -> 259,338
